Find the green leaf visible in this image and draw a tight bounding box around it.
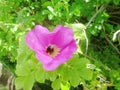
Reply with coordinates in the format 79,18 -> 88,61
67,23 -> 86,54
17,35 -> 33,64
79,65 -> 93,80
70,55 -> 93,80
15,73 -> 35,90
24,73 -> 35,90
61,82 -> 70,90
15,63 -> 31,76
69,69 -> 82,87
60,55 -> 93,87
104,0 -> 112,3
15,77 -> 24,90
67,23 -> 86,38
15,35 -> 37,90
115,81 -> 120,90
113,0 -> 120,5
47,6 -> 54,13
35,65 -> 46,83
61,67 -> 81,87
51,78 -> 61,90
42,1 -> 52,7
46,66 -> 63,81
73,57 -> 93,80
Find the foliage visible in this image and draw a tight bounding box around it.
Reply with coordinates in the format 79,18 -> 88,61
15,32 -> 93,90
0,0 -> 120,90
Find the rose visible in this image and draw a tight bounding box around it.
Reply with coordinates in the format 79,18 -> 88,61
26,25 -> 77,71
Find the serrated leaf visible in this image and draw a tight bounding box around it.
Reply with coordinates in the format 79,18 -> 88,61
79,67 -> 93,80
60,55 -> 92,86
67,55 -> 93,81
16,55 -> 39,76
35,66 -> 46,83
17,35 -> 33,64
15,63 -> 31,76
73,57 -> 93,80
15,77 -> 24,90
47,68 -> 60,81
61,82 -> 70,90
69,69 -> 82,87
52,78 -> 61,90
24,73 -> 35,90
61,67 -> 81,87
15,35 -> 37,90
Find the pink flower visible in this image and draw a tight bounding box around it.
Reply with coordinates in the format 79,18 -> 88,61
26,25 -> 77,71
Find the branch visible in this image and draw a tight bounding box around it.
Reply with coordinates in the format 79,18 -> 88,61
82,29 -> 88,55
82,54 -> 111,71
84,4 -> 107,54
86,4 -> 107,28
105,35 -> 120,55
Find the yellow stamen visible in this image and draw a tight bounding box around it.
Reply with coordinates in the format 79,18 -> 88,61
46,45 -> 60,58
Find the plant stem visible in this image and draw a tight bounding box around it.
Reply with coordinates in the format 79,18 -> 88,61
82,54 -> 111,71
84,4 -> 107,54
105,35 -> 120,55
86,4 -> 107,28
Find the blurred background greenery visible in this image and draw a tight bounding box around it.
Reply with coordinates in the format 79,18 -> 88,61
0,0 -> 120,90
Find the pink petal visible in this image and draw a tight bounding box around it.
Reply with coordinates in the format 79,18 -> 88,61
51,25 -> 74,49
34,25 -> 49,33
33,25 -> 50,46
26,30 -> 43,51
58,40 -> 77,62
43,60 -> 62,71
43,40 -> 77,71
26,25 -> 50,51
36,51 -> 53,64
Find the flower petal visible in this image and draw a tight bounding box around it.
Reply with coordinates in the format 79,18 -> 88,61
43,40 -> 77,71
58,40 -> 77,62
26,30 -> 43,51
36,51 -> 53,64
43,59 -> 62,71
26,25 -> 50,51
34,25 -> 49,33
51,25 -> 74,49
33,25 -> 50,47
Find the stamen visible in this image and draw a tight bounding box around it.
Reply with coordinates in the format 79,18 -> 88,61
46,45 -> 60,58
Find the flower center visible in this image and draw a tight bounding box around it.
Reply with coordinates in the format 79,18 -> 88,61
46,45 -> 60,58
